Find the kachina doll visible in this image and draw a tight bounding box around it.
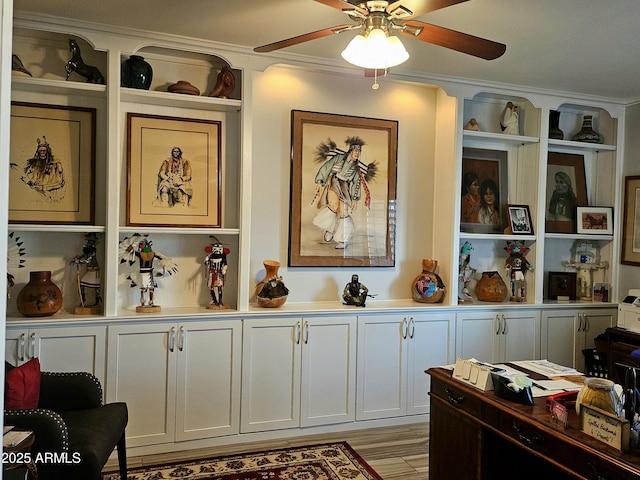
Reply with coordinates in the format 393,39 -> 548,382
7,232 -> 26,300
70,232 -> 102,314
118,233 -> 178,312
458,241 -> 476,302
204,237 -> 231,309
504,240 -> 533,302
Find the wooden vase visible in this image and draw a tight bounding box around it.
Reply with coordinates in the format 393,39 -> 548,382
475,271 -> 508,302
255,260 -> 288,308
16,271 -> 63,317
412,259 -> 446,303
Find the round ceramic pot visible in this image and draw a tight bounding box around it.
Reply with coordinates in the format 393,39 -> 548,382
16,271 -> 63,317
255,260 -> 289,308
575,377 -> 620,415
121,55 -> 153,90
475,271 -> 508,302
412,259 -> 446,303
572,115 -> 601,143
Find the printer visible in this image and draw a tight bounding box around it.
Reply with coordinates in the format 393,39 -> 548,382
618,289 -> 640,333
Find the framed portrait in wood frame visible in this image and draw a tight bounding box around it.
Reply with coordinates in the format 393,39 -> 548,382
460,147 -> 508,234
289,110 -> 397,267
621,176 -> 640,266
507,204 -> 534,235
576,206 -> 613,235
126,113 -> 221,228
545,152 -> 588,234
9,102 -> 96,224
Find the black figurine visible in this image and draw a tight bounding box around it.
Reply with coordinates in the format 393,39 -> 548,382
343,274 -> 373,307
65,39 -> 104,84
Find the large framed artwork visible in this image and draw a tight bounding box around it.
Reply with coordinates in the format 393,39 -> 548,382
9,102 -> 96,224
289,110 -> 398,267
126,113 -> 221,228
460,147 -> 508,234
545,152 -> 588,234
621,176 -> 640,266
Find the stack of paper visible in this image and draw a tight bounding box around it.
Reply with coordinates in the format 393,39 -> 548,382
510,359 -> 582,377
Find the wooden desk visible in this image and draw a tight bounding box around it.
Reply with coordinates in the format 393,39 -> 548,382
427,367 -> 640,480
606,327 -> 640,384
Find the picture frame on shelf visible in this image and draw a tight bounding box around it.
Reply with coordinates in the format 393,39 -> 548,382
621,176 -> 640,266
289,110 -> 397,267
545,152 -> 588,234
126,113 -> 221,228
576,206 -> 613,235
506,204 -> 534,235
460,147 -> 508,234
547,271 -> 577,301
593,282 -> 610,302
9,102 -> 96,224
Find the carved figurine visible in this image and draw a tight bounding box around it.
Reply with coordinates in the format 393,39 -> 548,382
209,66 -> 236,98
7,232 -> 26,299
504,240 -> 533,302
204,237 -> 230,309
65,38 -> 105,84
70,233 -> 102,314
118,234 -> 178,312
500,101 -> 519,135
458,241 -> 476,302
562,241 -> 609,301
343,274 -> 374,307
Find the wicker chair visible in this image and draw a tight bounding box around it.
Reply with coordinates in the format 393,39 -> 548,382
4,363 -> 128,480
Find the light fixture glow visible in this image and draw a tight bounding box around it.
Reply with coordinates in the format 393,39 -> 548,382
341,28 -> 409,70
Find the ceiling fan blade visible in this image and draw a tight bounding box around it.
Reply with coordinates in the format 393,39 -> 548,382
313,0 -> 369,16
254,24 -> 355,53
399,21 -> 506,60
387,0 -> 469,19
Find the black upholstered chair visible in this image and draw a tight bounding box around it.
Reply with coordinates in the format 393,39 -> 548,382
4,364 -> 128,480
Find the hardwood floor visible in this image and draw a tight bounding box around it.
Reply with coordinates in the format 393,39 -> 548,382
103,423 -> 429,479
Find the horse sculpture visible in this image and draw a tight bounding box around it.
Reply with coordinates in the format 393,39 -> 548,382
65,39 -> 105,84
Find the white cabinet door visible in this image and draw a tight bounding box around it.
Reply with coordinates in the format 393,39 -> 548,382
106,322 -> 178,447
456,310 -> 540,363
356,315 -> 407,420
542,309 -> 615,372
175,320 -> 241,441
241,318 -> 302,433
300,316 -> 356,427
407,313 -> 456,415
5,325 -> 107,384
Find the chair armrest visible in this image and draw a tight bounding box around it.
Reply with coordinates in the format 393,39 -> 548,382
4,408 -> 68,453
39,372 -> 103,411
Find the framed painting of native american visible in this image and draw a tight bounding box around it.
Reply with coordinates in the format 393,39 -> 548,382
9,102 -> 96,224
126,113 -> 221,228
289,110 -> 398,267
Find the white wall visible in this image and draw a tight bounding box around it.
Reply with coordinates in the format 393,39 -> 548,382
250,65 -> 441,303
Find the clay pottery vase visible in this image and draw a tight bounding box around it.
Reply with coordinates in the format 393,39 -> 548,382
16,271 -> 63,317
255,260 -> 289,308
572,114 -> 601,143
575,377 -> 620,415
475,271 -> 508,302
121,54 -> 153,90
168,80 -> 200,96
549,110 -> 564,140
412,259 -> 446,303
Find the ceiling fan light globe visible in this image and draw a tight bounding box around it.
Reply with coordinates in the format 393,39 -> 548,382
341,30 -> 409,69
386,35 -> 410,67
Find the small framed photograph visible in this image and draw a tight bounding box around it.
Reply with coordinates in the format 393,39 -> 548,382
577,207 -> 613,235
547,271 -> 577,301
9,102 -> 96,224
593,283 -> 610,302
506,204 -> 534,235
126,113 -> 221,228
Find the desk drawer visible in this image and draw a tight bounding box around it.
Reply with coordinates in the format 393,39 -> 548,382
430,375 -> 483,418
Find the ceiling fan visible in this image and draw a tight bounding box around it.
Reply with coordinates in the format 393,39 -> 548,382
254,0 -> 506,65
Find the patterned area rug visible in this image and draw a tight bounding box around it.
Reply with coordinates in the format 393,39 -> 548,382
102,441 -> 382,480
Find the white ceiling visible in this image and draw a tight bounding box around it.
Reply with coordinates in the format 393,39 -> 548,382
13,0 -> 640,102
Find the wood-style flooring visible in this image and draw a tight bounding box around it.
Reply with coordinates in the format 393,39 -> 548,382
103,423 -> 429,479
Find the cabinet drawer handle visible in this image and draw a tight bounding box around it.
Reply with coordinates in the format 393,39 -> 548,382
445,387 -> 465,406
512,421 -> 543,447
588,460 -> 610,480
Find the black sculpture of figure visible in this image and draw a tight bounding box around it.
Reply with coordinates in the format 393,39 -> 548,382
343,274 -> 371,307
65,38 -> 105,84
70,232 -> 102,314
